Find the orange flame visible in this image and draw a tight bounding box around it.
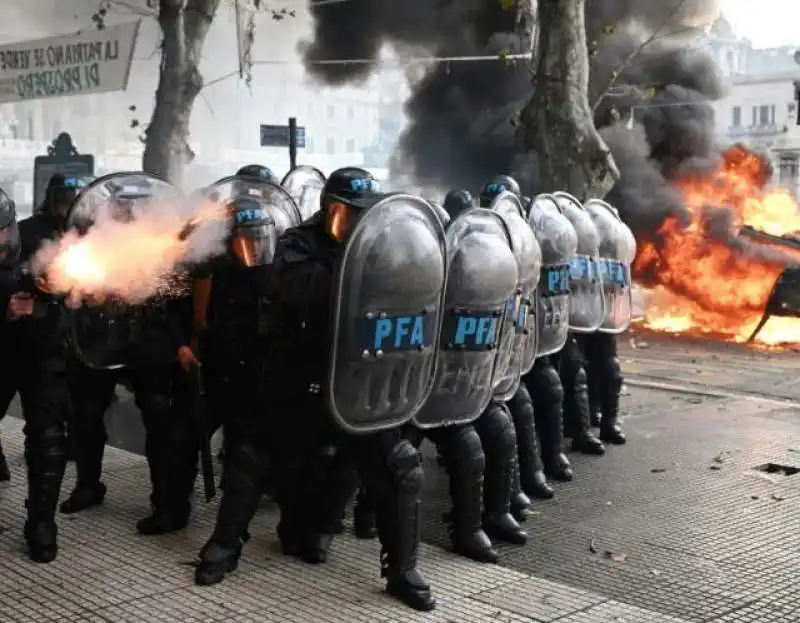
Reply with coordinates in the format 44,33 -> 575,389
34,199 -> 228,307
634,144 -> 800,345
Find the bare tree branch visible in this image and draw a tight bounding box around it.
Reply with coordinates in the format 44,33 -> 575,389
590,0 -> 705,113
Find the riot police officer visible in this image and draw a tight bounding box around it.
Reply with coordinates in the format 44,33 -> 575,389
59,174 -> 197,536
0,179 -> 72,562
551,192 -> 607,456
172,167 -> 292,464
581,199 -> 635,445
474,176 -> 534,527
196,168 -> 440,612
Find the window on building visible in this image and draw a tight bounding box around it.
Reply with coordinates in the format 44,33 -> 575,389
347,106 -> 354,120
758,105 -> 770,126
770,105 -> 776,125
326,105 -> 335,120
731,106 -> 741,128
779,154 -> 799,196
751,106 -> 757,127
346,138 -> 355,152
326,137 -> 335,153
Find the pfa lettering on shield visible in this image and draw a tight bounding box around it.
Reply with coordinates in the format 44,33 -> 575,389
443,311 -> 499,350
359,313 -> 434,355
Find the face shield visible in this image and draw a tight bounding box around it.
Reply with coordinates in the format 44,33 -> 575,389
324,200 -> 360,243
230,200 -> 278,267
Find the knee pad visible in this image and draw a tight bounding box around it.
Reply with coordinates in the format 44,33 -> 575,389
532,364 -> 564,406
441,426 -> 485,476
601,356 -> 623,393
478,404 -> 516,456
25,424 -> 66,468
508,385 -> 534,421
386,439 -> 423,495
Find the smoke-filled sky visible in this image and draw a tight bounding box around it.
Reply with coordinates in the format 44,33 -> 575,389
721,0 -> 800,47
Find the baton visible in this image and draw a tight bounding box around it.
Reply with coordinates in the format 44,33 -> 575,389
187,360 -> 216,502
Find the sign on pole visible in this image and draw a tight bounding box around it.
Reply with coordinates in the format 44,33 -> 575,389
0,21 -> 141,104
261,118 -> 306,170
260,122 -> 306,148
33,133 -> 94,211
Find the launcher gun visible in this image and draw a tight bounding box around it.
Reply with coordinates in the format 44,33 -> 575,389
747,266 -> 800,342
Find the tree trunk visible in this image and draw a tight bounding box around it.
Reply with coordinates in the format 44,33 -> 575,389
142,0 -> 221,185
520,0 -> 618,200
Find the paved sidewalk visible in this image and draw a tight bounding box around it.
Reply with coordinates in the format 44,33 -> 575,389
0,416 -> 694,623
0,333 -> 797,622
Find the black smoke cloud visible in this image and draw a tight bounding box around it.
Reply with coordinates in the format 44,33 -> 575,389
300,0 -> 765,243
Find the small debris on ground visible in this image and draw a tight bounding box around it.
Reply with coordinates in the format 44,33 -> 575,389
589,538 -> 598,553
650,468 -> 667,473
770,494 -> 786,502
604,551 -> 628,562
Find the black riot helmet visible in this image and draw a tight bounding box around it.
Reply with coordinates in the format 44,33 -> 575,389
0,187 -> 20,267
45,174 -> 87,227
320,166 -> 382,243
228,197 -> 277,267
236,164 -> 279,185
107,178 -> 154,223
443,188 -> 473,220
478,174 -> 521,207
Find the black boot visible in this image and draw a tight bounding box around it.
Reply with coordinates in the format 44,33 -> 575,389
25,426 -> 67,563
373,441 -> 435,611
567,369 -> 605,455
510,457 -> 533,521
353,488 -> 377,539
442,428 -> 498,563
195,537 -> 247,585
527,365 -> 573,482
476,405 -> 527,545
300,445 -> 353,564
598,356 -> 626,445
509,385 -> 554,500
59,482 -> 106,514
138,441 -> 190,535
0,440 -> 10,482
196,444 -> 263,585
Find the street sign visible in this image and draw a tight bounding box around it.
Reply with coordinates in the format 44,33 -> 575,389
33,132 -> 94,210
260,123 -> 306,148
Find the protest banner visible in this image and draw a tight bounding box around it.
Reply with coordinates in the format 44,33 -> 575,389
0,21 -> 140,103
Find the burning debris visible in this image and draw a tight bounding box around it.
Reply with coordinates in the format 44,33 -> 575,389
630,143 -> 800,345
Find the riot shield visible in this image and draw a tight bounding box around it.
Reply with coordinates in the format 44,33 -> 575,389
413,208 -> 517,429
529,194 -> 577,356
204,176 -> 300,253
586,199 -> 636,333
206,175 -> 302,229
281,165 -> 325,221
328,193 -> 447,434
489,192 -> 542,395
66,172 -> 185,370
553,191 -> 605,332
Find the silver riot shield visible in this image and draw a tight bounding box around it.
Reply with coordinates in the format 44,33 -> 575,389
328,193 -> 447,434
552,191 -> 605,332
413,208 -> 518,429
586,199 -> 636,332
281,165 -> 326,220
206,175 -> 301,231
66,172 -> 186,370
490,192 -> 542,387
529,194 -> 577,356
204,176 -> 300,255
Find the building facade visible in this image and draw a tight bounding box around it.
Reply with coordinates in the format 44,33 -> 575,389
702,17 -> 800,196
